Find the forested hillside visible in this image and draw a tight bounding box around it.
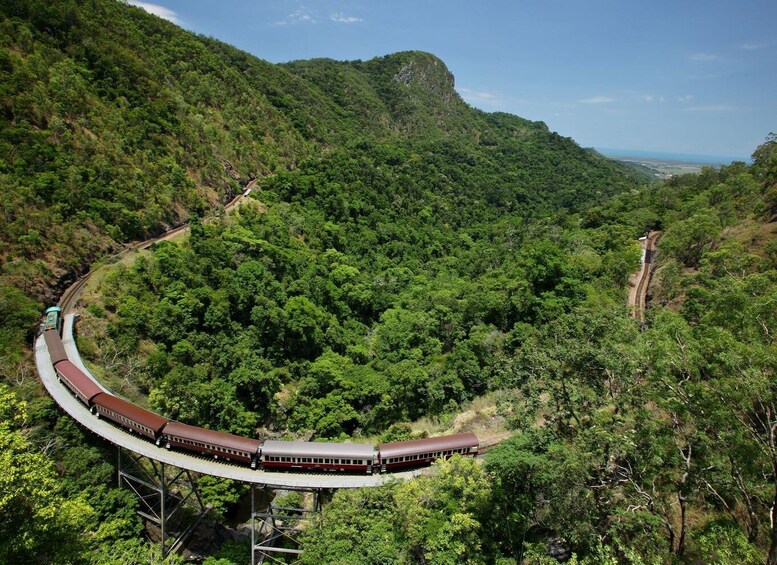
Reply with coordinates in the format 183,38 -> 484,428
2,0 -> 776,563
0,0 -> 640,304
295,139 -> 777,564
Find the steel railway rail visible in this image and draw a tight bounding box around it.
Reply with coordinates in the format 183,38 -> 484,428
35,318 -> 429,488
36,179 -> 480,488
631,231 -> 660,322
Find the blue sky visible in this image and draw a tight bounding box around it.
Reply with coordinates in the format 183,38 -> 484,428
127,0 -> 776,160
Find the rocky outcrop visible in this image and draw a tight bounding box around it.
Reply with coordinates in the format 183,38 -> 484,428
393,54 -> 457,105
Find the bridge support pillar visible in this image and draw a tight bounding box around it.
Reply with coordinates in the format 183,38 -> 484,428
117,447 -> 211,556
250,485 -> 326,564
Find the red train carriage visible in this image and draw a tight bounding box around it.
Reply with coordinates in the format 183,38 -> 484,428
162,421 -> 262,467
55,360 -> 103,406
261,440 -> 377,474
44,329 -> 68,366
378,432 -> 479,472
91,393 -> 169,443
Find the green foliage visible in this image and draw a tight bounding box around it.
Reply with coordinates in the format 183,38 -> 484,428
197,475 -> 248,521
0,384 -> 95,563
394,456 -> 492,564
691,519 -> 762,565
301,457 -> 491,564
0,0 -> 643,306
2,1 -> 775,563
0,284 -> 40,360
89,538 -> 185,565
202,541 -> 250,565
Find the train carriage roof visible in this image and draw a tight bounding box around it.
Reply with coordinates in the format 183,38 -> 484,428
44,329 -> 68,365
163,421 -> 262,453
55,361 -> 103,403
92,393 -> 168,434
379,433 -> 479,459
261,440 -> 375,459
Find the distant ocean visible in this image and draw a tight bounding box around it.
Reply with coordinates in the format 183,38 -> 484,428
596,147 -> 749,166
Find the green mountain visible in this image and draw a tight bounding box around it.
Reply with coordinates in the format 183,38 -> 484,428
0,0 -> 644,304
26,1 -> 777,564
3,0 -> 777,564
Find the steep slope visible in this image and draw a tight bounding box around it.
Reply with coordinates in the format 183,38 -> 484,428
0,0 -> 645,305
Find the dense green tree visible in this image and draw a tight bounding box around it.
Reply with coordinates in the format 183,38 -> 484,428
0,385 -> 95,563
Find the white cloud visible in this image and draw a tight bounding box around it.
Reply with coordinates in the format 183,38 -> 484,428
690,52 -> 718,61
739,40 -> 774,51
330,12 -> 362,24
275,8 -> 318,25
676,94 -> 694,102
126,1 -> 180,24
458,87 -> 503,108
643,95 -> 654,102
686,104 -> 734,112
578,96 -> 616,104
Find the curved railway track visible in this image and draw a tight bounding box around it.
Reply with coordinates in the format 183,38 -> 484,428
36,319 -> 425,488
630,231 -> 660,322
37,179 -> 467,488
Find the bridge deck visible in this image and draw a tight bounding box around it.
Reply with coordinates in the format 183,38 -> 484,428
36,317 -> 425,489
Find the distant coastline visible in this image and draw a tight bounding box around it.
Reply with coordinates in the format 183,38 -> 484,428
596,147 -> 749,166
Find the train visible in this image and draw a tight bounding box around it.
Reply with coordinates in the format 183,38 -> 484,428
41,308 -> 479,474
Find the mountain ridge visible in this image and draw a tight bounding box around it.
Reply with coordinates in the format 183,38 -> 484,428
0,0 -> 644,305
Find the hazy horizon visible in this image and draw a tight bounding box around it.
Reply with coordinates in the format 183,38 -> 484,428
596,147 -> 750,165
